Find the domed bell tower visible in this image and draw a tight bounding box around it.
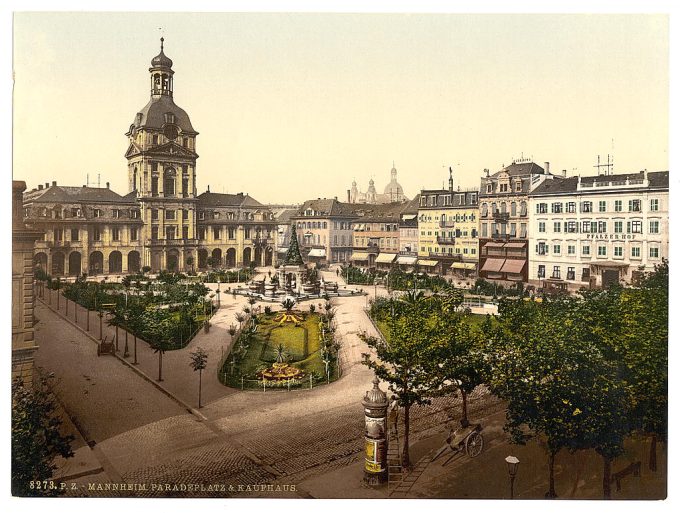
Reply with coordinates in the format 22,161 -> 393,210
124,38 -> 200,272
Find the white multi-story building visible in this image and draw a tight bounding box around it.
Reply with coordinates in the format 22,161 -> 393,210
528,170 -> 668,291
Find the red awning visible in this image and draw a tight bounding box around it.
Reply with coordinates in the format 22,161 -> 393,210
481,258 -> 505,272
500,259 -> 526,274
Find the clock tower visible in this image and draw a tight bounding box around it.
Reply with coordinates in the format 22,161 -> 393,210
125,38 -> 199,271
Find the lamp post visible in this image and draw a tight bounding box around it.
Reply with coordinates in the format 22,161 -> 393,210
505,455 -> 520,499
123,312 -> 130,358
217,278 -> 221,308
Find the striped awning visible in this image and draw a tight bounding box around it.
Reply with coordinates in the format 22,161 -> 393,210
417,259 -> 439,267
504,242 -> 526,249
350,251 -> 370,261
396,256 -> 418,265
375,253 -> 397,264
308,248 -> 326,258
481,258 -> 505,272
500,259 -> 526,274
485,242 -> 506,248
451,262 -> 476,270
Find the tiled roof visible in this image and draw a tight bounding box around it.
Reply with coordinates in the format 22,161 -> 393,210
295,199 -> 363,218
274,208 -> 298,224
23,185 -> 137,204
351,202 -> 406,222
197,192 -> 264,208
530,171 -> 669,196
492,161 -> 546,178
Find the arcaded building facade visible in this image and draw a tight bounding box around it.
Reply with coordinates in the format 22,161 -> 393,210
23,39 -> 276,276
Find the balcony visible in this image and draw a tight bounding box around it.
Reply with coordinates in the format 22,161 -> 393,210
436,236 -> 456,245
492,212 -> 510,223
439,220 -> 456,228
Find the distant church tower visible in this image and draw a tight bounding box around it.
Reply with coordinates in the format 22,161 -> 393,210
124,38 -> 199,271
383,162 -> 405,202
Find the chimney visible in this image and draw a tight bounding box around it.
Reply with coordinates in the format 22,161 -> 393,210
45,182 -> 49,189
484,168 -> 490,177
347,189 -> 351,202
544,162 -> 550,174
38,184 -> 43,190
334,196 -> 338,201
562,169 -> 567,177
83,184 -> 86,188
207,185 -> 210,192
52,181 -> 57,186
106,182 -> 110,189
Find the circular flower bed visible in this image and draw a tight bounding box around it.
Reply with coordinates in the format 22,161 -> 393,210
256,362 -> 305,381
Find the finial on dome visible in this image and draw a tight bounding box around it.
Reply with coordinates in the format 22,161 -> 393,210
160,37 -> 164,51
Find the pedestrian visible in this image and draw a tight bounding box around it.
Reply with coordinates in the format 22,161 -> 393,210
388,395 -> 400,438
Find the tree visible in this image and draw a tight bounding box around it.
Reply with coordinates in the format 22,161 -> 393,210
145,311 -> 174,381
486,296 -> 630,498
12,372 -> 74,496
189,347 -> 208,408
283,223 -> 304,265
361,300 -> 435,469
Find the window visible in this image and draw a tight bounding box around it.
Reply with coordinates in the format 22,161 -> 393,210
93,227 -> 101,241
131,209 -> 140,219
598,200 -> 606,212
553,244 -> 561,255
566,221 -> 577,233
598,221 -> 607,233
582,220 -> 591,233
151,176 -> 158,196
598,245 -> 607,257
93,208 -> 102,218
165,209 -> 176,220
213,212 -> 220,219
71,207 -> 81,217
112,227 -> 120,241
499,183 -> 508,192
151,209 -> 159,220
510,202 -> 517,216
182,226 -> 189,239
481,223 -> 488,237
536,203 -> 548,214
629,199 -> 641,212
130,227 -> 138,241
213,227 -> 220,240
151,227 -> 159,240
649,220 -> 660,234
553,221 -> 561,233
520,201 -> 527,216
166,227 -> 175,239
481,203 -> 488,217
581,201 -> 592,213
245,228 -> 251,239
510,223 -> 517,237
628,220 -> 643,234
614,246 -> 623,258
54,228 -> 63,241
631,246 -> 641,258
582,245 -> 591,256
614,200 -> 622,212
228,227 -> 235,239
568,245 -> 575,255
567,267 -> 575,280
198,228 -> 205,240
538,222 -> 546,233
152,135 -> 158,145
537,242 -> 548,255
649,247 -> 660,258
112,209 -> 120,219
520,223 -> 527,238
551,202 -> 563,213
538,265 -> 545,278
198,212 -> 205,220
70,228 -> 79,241
552,266 -> 561,279
582,267 -> 591,282
486,183 -> 492,193
515,181 -> 522,192
614,221 -> 623,233
566,202 -> 576,213
650,199 -> 659,211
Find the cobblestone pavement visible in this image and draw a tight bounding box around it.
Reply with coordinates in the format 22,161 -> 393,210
34,272 -> 506,498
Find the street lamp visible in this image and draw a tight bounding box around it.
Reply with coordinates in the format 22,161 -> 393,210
123,312 -> 130,358
505,455 -> 520,499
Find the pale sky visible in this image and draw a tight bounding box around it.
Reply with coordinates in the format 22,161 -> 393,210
13,12 -> 668,204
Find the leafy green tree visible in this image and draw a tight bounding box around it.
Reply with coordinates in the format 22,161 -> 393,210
145,311 -> 174,381
361,300 -> 435,468
12,373 -> 74,496
189,347 -> 208,408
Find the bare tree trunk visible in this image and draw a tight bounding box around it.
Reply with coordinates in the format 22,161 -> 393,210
402,403 -> 410,469
649,434 -> 657,472
603,454 -> 612,499
198,369 -> 203,408
546,450 -> 557,498
460,389 -> 469,428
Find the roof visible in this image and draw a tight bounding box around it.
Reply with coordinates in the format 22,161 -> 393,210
493,161 -> 545,178
131,95 -> 195,133
294,198 -> 363,218
350,202 -> 407,222
401,194 -> 421,215
530,171 -> 669,196
274,208 -> 298,224
197,192 -> 264,208
23,185 -> 138,204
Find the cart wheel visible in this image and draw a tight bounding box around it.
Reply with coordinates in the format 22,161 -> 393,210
465,431 -> 484,457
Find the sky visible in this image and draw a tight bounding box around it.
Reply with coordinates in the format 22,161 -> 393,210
12,12 -> 669,205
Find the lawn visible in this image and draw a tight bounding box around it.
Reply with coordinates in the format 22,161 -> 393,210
221,312 -> 330,389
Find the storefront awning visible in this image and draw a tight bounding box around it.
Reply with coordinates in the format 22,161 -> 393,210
481,258 -> 505,272
375,253 -> 397,264
451,262 -> 477,270
417,259 -> 439,267
590,261 -> 630,268
351,251 -> 370,261
396,255 -> 418,265
308,248 -> 326,258
485,242 -> 506,248
504,242 -> 526,249
500,259 -> 526,274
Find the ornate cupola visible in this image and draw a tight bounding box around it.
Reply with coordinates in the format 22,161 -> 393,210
150,38 -> 174,98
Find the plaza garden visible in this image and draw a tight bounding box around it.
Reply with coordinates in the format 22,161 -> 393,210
220,299 -> 340,390
36,270 -> 216,350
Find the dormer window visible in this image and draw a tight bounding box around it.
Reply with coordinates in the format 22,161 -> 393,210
499,183 -> 508,193
486,183 -> 493,193
515,180 -> 523,192
213,212 -> 220,219
198,211 -> 205,220
93,208 -> 102,218
164,112 -> 176,124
